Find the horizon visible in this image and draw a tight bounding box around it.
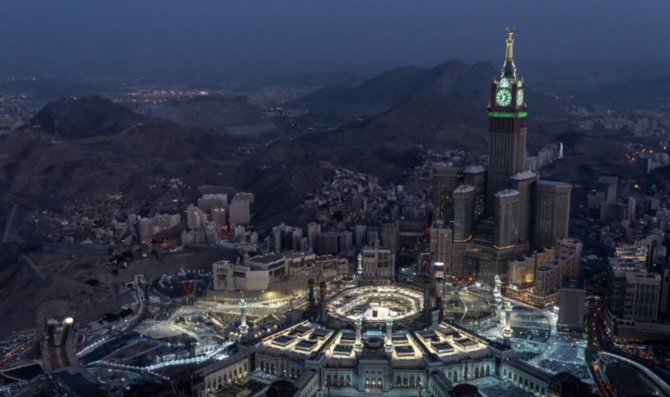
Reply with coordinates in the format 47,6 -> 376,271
0,1 -> 669,79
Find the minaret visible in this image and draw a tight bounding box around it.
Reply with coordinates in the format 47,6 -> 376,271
46,318 -> 57,347
60,317 -> 74,348
354,316 -> 363,352
308,279 -> 316,312
357,253 -> 363,283
423,280 -> 432,325
385,317 -> 394,352
239,298 -> 249,335
502,301 -> 513,346
494,275 -> 502,303
435,282 -> 445,322
319,281 -> 328,325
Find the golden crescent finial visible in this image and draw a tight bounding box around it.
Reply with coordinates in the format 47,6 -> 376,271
506,26 -> 515,41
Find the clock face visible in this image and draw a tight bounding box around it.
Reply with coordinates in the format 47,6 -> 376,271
516,89 -> 524,107
498,78 -> 510,89
496,89 -> 512,106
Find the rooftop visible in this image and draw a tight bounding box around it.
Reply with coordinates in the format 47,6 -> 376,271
454,184 -> 475,194
511,170 -> 537,181
494,189 -> 520,199
561,277 -> 585,289
464,165 -> 486,174
537,180 -> 572,188
247,254 -> 284,264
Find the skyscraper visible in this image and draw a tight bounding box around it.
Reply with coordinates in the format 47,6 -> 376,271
138,217 -> 154,245
487,29 -> 527,210
510,170 -> 537,243
623,273 -> 661,322
229,200 -> 251,225
453,185 -> 475,241
380,221 -> 400,255
432,165 -> 464,223
493,190 -> 520,248
557,277 -> 586,332
534,181 -> 572,249
464,165 -> 487,221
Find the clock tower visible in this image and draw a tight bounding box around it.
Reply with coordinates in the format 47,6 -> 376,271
486,28 -> 528,212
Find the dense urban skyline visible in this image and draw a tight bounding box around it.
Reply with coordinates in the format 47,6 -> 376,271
2,3 -> 670,397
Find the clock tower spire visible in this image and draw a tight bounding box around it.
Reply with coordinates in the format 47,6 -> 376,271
486,29 -> 527,214
503,27 -> 516,78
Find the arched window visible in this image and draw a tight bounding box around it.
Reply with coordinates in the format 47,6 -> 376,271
270,364 -> 275,374
326,375 -> 332,386
396,376 -> 401,386
447,372 -> 452,381
410,377 -> 415,387
291,368 -> 295,378
339,375 -> 344,387
377,378 -> 382,389
403,376 -> 408,386
475,367 -> 480,378
346,375 -> 351,386
503,369 -> 507,377
260,362 -> 265,372
454,372 -> 458,382
486,365 -> 490,376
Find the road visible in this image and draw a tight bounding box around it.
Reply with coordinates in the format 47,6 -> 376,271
585,298 -> 670,396
584,298 -> 613,396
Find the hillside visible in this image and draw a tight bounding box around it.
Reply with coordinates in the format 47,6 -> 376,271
27,96 -> 146,138
286,61 -> 497,123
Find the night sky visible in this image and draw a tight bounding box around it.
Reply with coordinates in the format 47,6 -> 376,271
0,1 -> 667,77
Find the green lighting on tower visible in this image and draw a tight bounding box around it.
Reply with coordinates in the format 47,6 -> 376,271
487,111 -> 528,118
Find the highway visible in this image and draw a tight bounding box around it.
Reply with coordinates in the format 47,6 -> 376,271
584,298 -> 670,397
584,298 -> 613,396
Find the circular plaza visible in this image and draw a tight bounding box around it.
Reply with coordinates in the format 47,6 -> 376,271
327,285 -> 424,326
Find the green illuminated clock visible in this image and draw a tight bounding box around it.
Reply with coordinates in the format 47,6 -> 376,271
498,78 -> 510,89
516,89 -> 524,107
496,89 -> 511,106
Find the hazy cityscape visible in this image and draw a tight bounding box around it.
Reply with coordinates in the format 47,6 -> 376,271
2,2 -> 670,397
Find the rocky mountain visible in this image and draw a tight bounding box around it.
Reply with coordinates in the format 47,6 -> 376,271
287,61 -> 497,123
27,96 -> 145,138
2,97 -> 247,211
264,61 -> 506,179
263,98 -> 486,184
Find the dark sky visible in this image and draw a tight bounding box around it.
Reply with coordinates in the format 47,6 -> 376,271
0,0 -> 668,78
